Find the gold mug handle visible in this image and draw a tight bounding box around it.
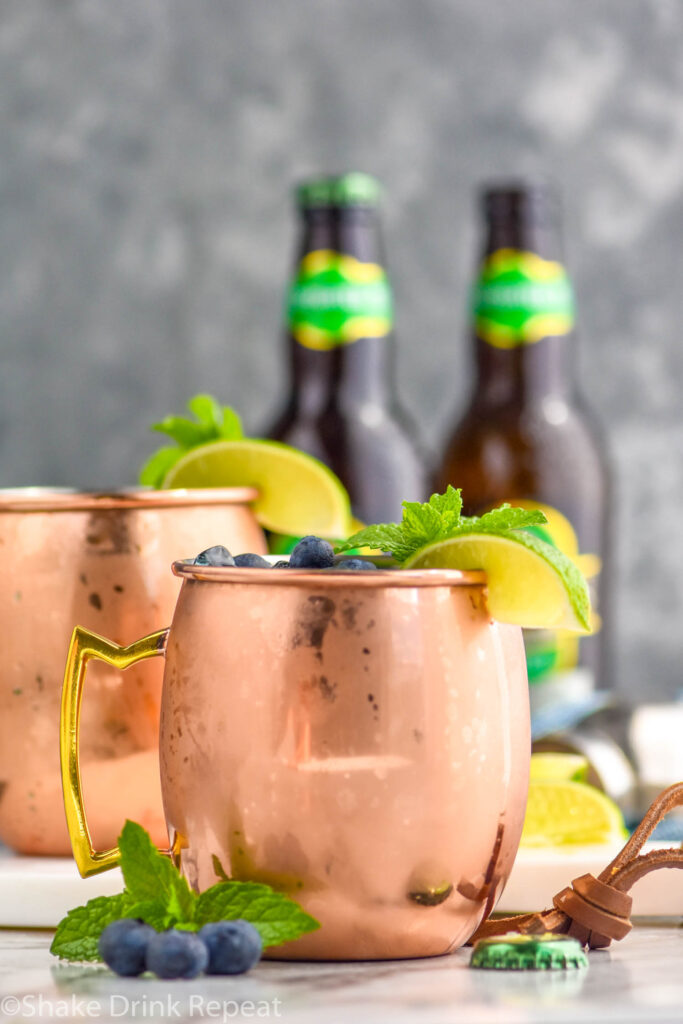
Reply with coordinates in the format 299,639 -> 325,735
60,625 -> 169,877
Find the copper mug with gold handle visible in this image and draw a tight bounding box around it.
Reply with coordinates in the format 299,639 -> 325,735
0,487 -> 264,855
61,561 -> 530,960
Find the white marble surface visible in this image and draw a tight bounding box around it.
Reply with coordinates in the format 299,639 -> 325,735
0,926 -> 681,1024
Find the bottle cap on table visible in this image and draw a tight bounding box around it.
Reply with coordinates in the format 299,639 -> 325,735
470,933 -> 589,971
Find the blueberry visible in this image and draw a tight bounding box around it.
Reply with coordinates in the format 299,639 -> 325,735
98,919 -> 155,977
199,920 -> 263,975
273,560 -> 290,569
334,558 -> 378,571
289,536 -> 335,569
145,929 -> 209,980
193,545 -> 235,567
233,553 -> 272,568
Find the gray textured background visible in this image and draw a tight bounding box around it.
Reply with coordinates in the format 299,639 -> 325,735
2,0 -> 682,702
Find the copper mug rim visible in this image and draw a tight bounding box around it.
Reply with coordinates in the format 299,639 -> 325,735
0,486 -> 259,513
173,559 -> 487,589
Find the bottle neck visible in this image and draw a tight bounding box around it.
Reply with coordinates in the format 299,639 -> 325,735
472,211 -> 576,405
286,207 -> 394,412
473,339 -> 575,405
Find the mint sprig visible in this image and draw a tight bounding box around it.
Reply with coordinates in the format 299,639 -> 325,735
118,820 -> 195,924
49,894 -> 136,963
196,882 -> 318,948
139,394 -> 244,488
50,821 -> 319,962
337,486 -> 548,564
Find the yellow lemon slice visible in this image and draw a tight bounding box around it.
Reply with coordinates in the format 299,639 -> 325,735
521,780 -> 627,847
529,753 -> 590,784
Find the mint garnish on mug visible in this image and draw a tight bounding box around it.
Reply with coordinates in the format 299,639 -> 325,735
337,486 -> 591,632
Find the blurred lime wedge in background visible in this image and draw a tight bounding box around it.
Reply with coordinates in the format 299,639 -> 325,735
162,439 -> 352,538
403,531 -> 591,631
529,753 -> 589,784
520,779 -> 627,847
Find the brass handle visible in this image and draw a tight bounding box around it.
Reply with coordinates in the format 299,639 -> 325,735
60,625 -> 169,877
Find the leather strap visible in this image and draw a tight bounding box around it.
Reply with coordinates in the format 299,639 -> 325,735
469,781 -> 683,949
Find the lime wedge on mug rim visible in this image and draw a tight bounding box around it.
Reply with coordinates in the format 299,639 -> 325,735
162,439 -> 352,539
403,530 -> 591,632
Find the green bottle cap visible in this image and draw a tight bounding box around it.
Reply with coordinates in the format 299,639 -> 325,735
470,933 -> 589,971
296,172 -> 382,209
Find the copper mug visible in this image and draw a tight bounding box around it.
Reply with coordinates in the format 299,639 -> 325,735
61,561 -> 530,960
0,488 -> 264,856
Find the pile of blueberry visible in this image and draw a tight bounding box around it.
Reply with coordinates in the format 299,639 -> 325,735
193,535 -> 377,572
98,918 -> 262,980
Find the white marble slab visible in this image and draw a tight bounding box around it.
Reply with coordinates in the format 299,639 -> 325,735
498,841 -> 682,917
2,841 -> 679,928
0,847 -> 124,927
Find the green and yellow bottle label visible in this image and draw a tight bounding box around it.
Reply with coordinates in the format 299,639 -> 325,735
472,249 -> 575,349
498,500 -> 600,685
287,249 -> 393,351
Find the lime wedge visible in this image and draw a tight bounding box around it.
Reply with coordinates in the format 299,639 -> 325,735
521,780 -> 627,847
403,531 -> 591,632
162,439 -> 352,538
529,753 -> 589,784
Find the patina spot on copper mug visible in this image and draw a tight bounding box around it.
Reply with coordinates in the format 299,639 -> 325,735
61,562 -> 530,960
0,488 -> 264,855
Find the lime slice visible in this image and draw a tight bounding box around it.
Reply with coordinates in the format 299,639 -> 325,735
403,531 -> 590,631
162,439 -> 352,538
520,780 -> 627,847
529,753 -> 589,784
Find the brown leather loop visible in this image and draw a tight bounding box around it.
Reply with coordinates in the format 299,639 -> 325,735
572,872 -> 632,918
598,781 -> 683,885
566,920 -> 612,949
610,848 -> 683,893
468,782 -> 683,950
566,918 -> 592,945
553,883 -> 632,941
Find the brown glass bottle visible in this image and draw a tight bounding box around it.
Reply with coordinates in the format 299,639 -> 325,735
435,183 -> 611,703
265,174 -> 428,524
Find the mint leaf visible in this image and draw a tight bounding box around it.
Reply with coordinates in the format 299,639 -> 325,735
187,393 -> 224,432
164,872 -> 196,924
220,406 -> 244,440
396,490 -> 462,559
50,893 -> 134,962
399,499 -> 442,541
461,504 -> 547,534
196,882 -> 320,948
124,899 -> 174,932
117,820 -> 166,902
138,446 -> 184,488
336,522 -> 405,556
425,485 -> 463,520
152,416 -> 213,448
337,487 -> 550,565
118,820 -> 196,924
139,395 -> 245,488
337,487 -> 467,561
